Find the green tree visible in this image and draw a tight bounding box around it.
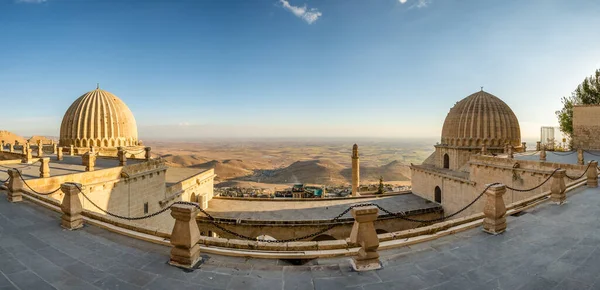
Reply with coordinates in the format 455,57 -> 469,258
556,69 -> 600,146
376,176 -> 384,195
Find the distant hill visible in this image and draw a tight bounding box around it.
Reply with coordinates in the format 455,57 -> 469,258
0,131 -> 26,145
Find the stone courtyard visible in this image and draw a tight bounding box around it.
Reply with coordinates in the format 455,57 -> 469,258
1,184 -> 600,289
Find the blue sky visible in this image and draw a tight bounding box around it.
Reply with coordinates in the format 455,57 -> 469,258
1,0 -> 599,140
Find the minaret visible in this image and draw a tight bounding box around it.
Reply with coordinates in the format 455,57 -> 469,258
352,144 -> 360,197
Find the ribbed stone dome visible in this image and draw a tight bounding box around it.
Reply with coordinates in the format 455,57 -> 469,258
441,90 -> 520,148
59,87 -> 138,148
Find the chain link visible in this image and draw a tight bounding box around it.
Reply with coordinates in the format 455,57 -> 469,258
17,170 -> 62,196
548,151 -> 576,156
505,168 -> 560,192
565,162 -> 593,180
584,150 -> 600,157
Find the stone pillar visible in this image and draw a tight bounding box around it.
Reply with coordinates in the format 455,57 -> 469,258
23,143 -> 32,163
349,206 -> 381,271
540,146 -> 547,161
551,169 -> 567,205
145,147 -> 152,161
351,144 -> 360,197
507,146 -> 514,159
522,142 -> 527,152
7,169 -> 23,203
1,140 -> 4,152
57,147 -> 63,161
52,143 -> 57,155
587,161 -> 598,188
118,147 -> 127,166
82,152 -> 96,172
481,144 -> 488,155
60,182 -> 84,230
37,144 -> 43,157
577,149 -> 584,165
482,184 -> 507,235
39,157 -> 50,178
69,145 -> 74,156
169,204 -> 202,269
536,141 -> 541,151
8,143 -> 13,153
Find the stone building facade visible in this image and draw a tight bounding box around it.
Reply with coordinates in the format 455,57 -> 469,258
572,105 -> 600,150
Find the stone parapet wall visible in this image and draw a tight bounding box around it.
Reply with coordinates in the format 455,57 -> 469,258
573,105 -> 600,150
163,169 -> 216,209
0,151 -> 25,161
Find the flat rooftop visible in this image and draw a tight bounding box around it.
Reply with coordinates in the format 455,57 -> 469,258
206,194 -> 442,221
0,154 -> 207,186
0,184 -> 598,289
514,150 -> 600,165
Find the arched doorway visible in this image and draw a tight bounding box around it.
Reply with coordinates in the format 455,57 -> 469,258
434,186 -> 442,203
443,154 -> 450,169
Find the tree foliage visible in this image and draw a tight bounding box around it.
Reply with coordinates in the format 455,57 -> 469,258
556,69 -> 600,141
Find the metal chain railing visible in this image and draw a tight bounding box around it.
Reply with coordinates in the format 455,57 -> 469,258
548,151 -> 576,156
505,168 -> 560,192
584,150 -> 600,157
16,170 -> 62,196
0,159 -> 41,170
565,162 -> 594,180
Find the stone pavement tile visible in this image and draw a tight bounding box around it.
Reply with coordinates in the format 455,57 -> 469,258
140,259 -> 197,282
147,277 -> 219,290
14,232 -> 49,250
557,245 -> 596,266
22,257 -> 73,284
375,263 -> 423,282
0,256 -> 27,275
0,273 -> 12,287
436,259 -> 478,278
190,270 -> 233,289
214,262 -> 252,276
36,246 -> 78,268
309,264 -> 344,278
423,275 -> 473,290
63,261 -> 109,283
0,285 -> 18,290
105,264 -> 158,287
362,275 -> 427,290
516,276 -> 558,290
249,264 -> 284,279
79,251 -> 119,271
92,275 -> 142,290
51,276 -> 102,290
538,261 -> 578,283
313,271 -> 381,289
553,278 -> 592,290
282,267 -> 313,290
6,270 -> 56,290
227,276 -> 283,290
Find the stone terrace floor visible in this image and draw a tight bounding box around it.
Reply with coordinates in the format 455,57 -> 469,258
1,186 -> 600,289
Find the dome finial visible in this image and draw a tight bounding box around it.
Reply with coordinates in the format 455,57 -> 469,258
480,86 -> 484,91
96,83 -> 100,90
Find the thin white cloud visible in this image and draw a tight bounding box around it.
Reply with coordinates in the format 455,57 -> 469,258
16,0 -> 46,3
279,0 -> 322,25
399,0 -> 430,9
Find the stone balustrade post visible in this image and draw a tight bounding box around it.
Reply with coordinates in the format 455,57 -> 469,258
69,145 -> 74,156
522,142 -> 527,152
507,146 -> 514,159
504,144 -> 508,154
1,140 -> 4,152
82,152 -> 96,172
118,147 -> 127,166
52,143 -> 57,155
8,143 -> 13,153
577,149 -> 584,165
145,147 -> 152,161
587,161 -> 598,188
7,169 -> 23,202
551,169 -> 567,205
169,204 -> 202,269
57,147 -> 63,161
37,144 -> 43,157
349,206 -> 381,271
540,146 -> 547,161
483,184 -> 507,235
481,144 -> 488,155
23,143 -> 32,163
39,157 -> 50,178
536,141 -> 541,151
60,182 -> 84,230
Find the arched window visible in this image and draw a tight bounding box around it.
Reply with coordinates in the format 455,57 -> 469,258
443,154 -> 450,169
435,186 -> 442,203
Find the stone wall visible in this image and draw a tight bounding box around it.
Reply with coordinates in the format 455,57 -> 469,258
0,151 -> 24,161
163,169 -> 216,209
573,105 -> 600,150
197,210 -> 441,241
410,166 -> 475,216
